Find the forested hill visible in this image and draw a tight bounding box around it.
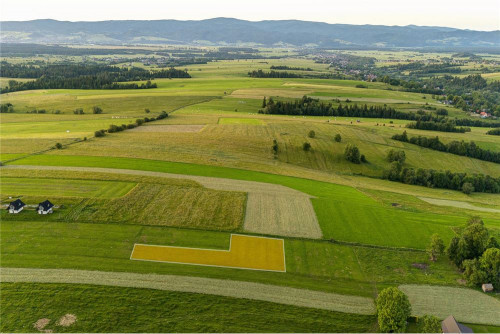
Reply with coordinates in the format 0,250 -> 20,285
1,18 -> 499,49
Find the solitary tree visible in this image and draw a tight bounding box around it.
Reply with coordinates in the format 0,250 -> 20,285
334,134 -> 342,142
376,287 -> 412,333
92,106 -> 103,114
262,96 -> 267,108
303,142 -> 311,151
272,139 -> 278,155
145,108 -> 151,114
427,234 -> 445,261
308,130 -> 316,138
55,143 -> 63,149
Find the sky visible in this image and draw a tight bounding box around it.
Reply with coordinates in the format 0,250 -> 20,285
1,0 -> 499,31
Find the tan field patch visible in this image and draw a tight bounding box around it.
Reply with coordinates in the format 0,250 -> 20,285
131,234 -> 286,272
56,314 -> 77,327
230,88 -> 313,99
5,165 -> 321,238
245,193 -> 322,239
129,124 -> 205,133
33,318 -> 52,333
3,267 -> 375,315
418,197 -> 500,213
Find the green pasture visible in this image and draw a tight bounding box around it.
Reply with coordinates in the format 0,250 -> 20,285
218,117 -> 264,125
0,221 -> 460,297
0,177 -> 136,199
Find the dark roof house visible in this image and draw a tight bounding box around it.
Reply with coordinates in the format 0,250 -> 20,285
442,315 -> 474,334
8,199 -> 26,213
37,200 -> 54,214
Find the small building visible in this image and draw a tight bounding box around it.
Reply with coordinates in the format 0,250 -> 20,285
8,199 -> 25,214
482,283 -> 494,292
442,315 -> 473,333
37,200 -> 54,215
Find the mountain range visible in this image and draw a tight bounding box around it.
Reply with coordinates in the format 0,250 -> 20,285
1,18 -> 499,49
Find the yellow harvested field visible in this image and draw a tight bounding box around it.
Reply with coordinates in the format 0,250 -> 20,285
131,234 -> 286,272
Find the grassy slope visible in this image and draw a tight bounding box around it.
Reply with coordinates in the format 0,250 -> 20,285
0,283 -> 376,333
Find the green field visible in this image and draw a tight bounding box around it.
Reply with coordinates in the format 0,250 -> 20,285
1,50 -> 500,332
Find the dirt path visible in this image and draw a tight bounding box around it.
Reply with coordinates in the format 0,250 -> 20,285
2,165 -> 322,239
2,267 -> 374,315
418,197 -> 500,213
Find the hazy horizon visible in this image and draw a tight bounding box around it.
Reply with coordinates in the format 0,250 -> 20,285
1,0 -> 499,31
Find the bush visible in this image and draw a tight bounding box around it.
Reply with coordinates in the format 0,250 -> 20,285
303,142 -> 311,151
462,182 -> 474,194
418,315 -> 441,333
360,154 -> 367,163
145,108 -> 150,113
272,139 -> 278,155
73,108 -> 84,115
127,123 -> 136,129
308,130 -> 316,138
344,144 -> 361,164
355,84 -> 367,88
92,106 -> 103,114
387,149 -> 406,164
376,287 -> 411,333
334,134 -> 342,142
94,130 -> 105,137
55,142 -> 63,149
136,119 -> 145,126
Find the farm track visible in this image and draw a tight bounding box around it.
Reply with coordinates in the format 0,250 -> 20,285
2,165 -> 322,239
1,267 -> 375,315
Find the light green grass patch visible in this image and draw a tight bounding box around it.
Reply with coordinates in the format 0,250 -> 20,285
219,117 -> 264,125
400,284 -> 500,326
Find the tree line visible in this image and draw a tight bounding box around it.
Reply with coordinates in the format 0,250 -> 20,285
0,62 -> 190,93
405,120 -> 471,133
260,96 -> 445,121
392,131 -> 500,164
270,65 -> 313,71
487,128 -> 500,135
383,162 -> 500,193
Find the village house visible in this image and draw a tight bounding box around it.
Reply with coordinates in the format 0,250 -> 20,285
441,315 -> 473,333
37,200 -> 54,215
8,199 -> 26,214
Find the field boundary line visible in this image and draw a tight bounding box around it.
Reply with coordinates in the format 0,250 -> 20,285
1,267 -> 375,315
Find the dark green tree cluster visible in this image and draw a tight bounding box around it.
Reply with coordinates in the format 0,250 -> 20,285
392,131 -> 500,164
270,65 -> 313,71
447,218 -> 499,289
0,103 -> 14,113
382,165 -> 500,193
344,144 -> 366,164
259,96 -> 440,121
248,70 -> 302,78
386,149 -> 406,164
487,128 -> 500,135
406,120 -> 470,133
0,63 -> 190,93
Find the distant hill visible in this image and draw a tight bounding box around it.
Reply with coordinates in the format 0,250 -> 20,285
1,18 -> 499,49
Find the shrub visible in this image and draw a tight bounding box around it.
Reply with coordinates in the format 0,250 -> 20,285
355,84 -> 367,88
303,142 -> 311,151
462,182 -> 474,194
157,111 -> 168,120
334,134 -> 342,142
360,154 -> 367,163
55,142 -> 63,149
53,110 -> 61,114
136,119 -> 145,126
418,315 -> 441,333
94,130 -> 105,137
73,108 -> 84,115
387,149 -> 406,164
376,287 -> 411,333
344,144 -> 361,164
127,123 -> 136,129
92,106 -> 103,114
145,108 -> 150,113
272,139 -> 278,155
308,130 -> 316,138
